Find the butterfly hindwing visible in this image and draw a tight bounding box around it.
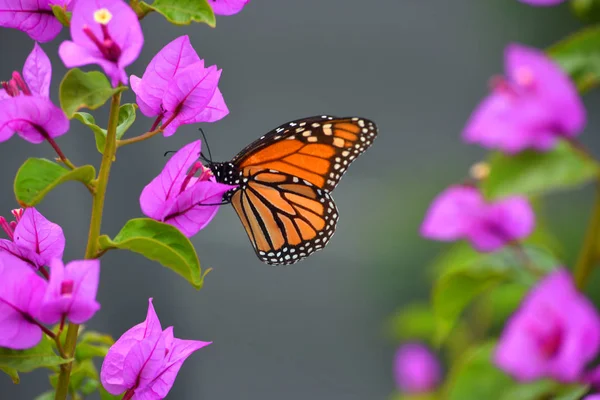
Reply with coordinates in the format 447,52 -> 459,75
232,116 -> 378,192
230,170 -> 339,265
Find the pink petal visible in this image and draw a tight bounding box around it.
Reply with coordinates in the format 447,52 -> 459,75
186,87 -> 229,124
210,0 -> 250,15
23,43 -> 52,98
13,208 -> 65,266
37,258 -> 66,324
420,186 -> 484,241
0,238 -> 44,269
505,43 -> 585,137
132,35 -> 201,117
163,180 -> 236,237
58,41 -> 103,69
101,299 -> 162,395
140,140 -> 202,220
0,96 -> 69,143
0,0 -> 63,42
0,253 -> 47,349
147,330 -> 210,398
162,64 -> 221,137
122,334 -> 166,392
0,89 -> 9,100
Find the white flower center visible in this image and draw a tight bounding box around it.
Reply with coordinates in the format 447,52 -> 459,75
94,8 -> 113,25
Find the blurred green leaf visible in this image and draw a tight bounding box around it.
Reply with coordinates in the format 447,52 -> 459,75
549,25 -> 600,92
74,104 -> 137,155
433,246 -> 559,344
0,337 -> 70,372
554,384 -> 590,400
59,69 -> 126,118
388,303 -> 436,343
444,341 -> 513,400
571,0 -> 600,24
69,360 -> 98,393
50,5 -> 70,27
481,142 -> 599,199
139,0 -> 216,27
100,386 -> 122,400
14,158 -> 95,207
486,284 -> 527,327
0,366 -> 19,383
98,218 -> 207,289
499,380 -> 555,400
79,332 -> 114,347
34,391 -> 55,400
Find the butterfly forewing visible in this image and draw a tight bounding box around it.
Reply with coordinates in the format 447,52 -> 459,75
230,170 -> 339,265
232,116 -> 378,192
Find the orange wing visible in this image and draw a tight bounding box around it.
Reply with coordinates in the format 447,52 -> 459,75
232,116 -> 377,192
230,170 -> 338,265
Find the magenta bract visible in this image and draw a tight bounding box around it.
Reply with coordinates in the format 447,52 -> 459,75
420,185 -> 534,252
130,35 -> 228,136
0,253 -> 47,349
0,0 -> 70,42
495,269 -> 600,382
59,0 -> 143,86
100,299 -> 210,399
140,140 -> 235,237
38,259 -> 101,325
394,343 -> 441,394
210,0 -> 250,15
463,44 -> 585,154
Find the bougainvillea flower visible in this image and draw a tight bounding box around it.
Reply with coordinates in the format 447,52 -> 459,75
209,0 -> 250,15
0,0 -> 71,42
0,208 -> 65,269
519,0 -> 566,5
0,43 -> 52,99
0,95 -> 69,143
100,299 -> 211,399
421,185 -> 534,252
495,269 -> 600,382
59,0 -> 143,86
130,35 -> 228,136
394,343 -> 441,394
463,43 -> 585,154
0,253 -> 47,349
140,140 -> 235,237
38,259 -> 100,324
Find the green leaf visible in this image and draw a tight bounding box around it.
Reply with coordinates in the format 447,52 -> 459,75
99,386 -> 122,400
139,0 -> 216,27
59,69 -> 126,118
74,104 -> 137,155
98,218 -> 207,289
444,341 -> 513,400
433,246 -> 559,343
14,158 -> 96,207
481,142 -> 600,199
387,303 -> 436,343
0,366 -> 19,383
0,337 -> 70,372
500,380 -> 589,400
50,5 -> 71,27
554,384 -> 591,400
549,26 -> 600,92
34,392 -> 55,400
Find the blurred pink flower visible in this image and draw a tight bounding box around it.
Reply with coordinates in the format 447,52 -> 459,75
38,259 -> 100,325
59,0 -> 143,86
130,35 -> 228,136
495,269 -> 600,382
100,298 -> 210,399
394,343 -> 441,394
420,185 -> 534,252
463,43 -> 585,154
0,0 -> 72,42
0,253 -> 47,349
140,140 -> 235,237
209,0 -> 250,15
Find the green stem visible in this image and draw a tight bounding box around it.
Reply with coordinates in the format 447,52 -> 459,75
54,91 -> 122,400
574,180 -> 600,290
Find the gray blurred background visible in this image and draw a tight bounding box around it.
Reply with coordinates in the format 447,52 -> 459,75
0,1 -> 599,399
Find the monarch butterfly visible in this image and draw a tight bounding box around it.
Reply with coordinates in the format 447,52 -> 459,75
207,115 -> 377,265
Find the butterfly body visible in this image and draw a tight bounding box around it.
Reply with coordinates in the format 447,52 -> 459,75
209,115 -> 377,265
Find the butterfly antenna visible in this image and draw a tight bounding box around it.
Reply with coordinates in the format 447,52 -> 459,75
199,128 -> 214,163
